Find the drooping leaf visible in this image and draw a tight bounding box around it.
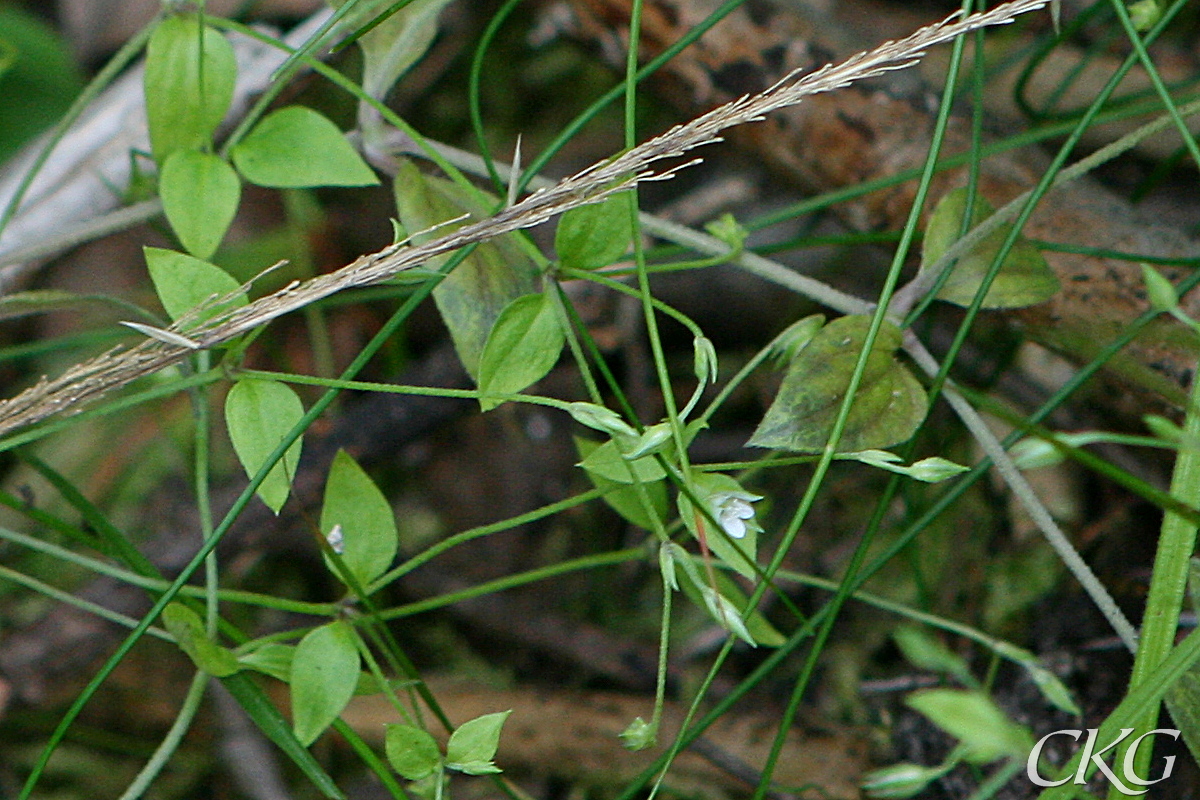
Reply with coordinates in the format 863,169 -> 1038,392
225,378 -> 304,514
320,449 -> 398,588
145,246 -> 246,323
160,150 -> 241,260
162,602 -> 240,676
575,438 -> 668,530
905,689 -> 1031,765
677,471 -> 760,580
748,315 -> 928,453
0,5 -> 82,162
921,187 -> 1058,309
232,106 -> 379,188
555,192 -> 634,271
392,157 -> 539,377
384,724 -> 442,781
144,14 -> 236,163
446,711 -> 510,775
291,621 -> 361,746
476,293 -> 564,410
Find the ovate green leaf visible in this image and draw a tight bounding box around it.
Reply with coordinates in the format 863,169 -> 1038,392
144,14 -> 236,163
575,438 -> 668,530
320,449 -> 398,588
162,602 -> 240,676
160,150 -> 241,260
393,157 -> 539,377
384,724 -> 442,781
555,192 -> 633,271
232,106 -> 379,188
477,293 -> 564,410
225,378 -> 304,514
446,710 -> 510,775
291,621 -> 361,746
905,689 -> 1031,765
921,187 -> 1058,309
145,246 -> 246,323
748,315 -> 927,453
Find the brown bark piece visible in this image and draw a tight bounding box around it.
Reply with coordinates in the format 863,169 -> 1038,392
342,678 -> 872,798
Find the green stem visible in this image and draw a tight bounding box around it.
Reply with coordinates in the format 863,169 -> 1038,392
117,671 -> 208,800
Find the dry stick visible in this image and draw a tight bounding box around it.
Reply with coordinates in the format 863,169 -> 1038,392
0,0 -> 1052,439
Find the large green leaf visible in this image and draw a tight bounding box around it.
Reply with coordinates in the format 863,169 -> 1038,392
392,157 -> 539,378
160,150 -> 241,260
291,621 -> 361,746
231,106 -> 379,188
144,14 -> 236,163
748,315 -> 928,453
320,449 -> 398,588
145,246 -> 246,324
225,378 -> 304,514
921,187 -> 1058,309
476,293 -> 565,410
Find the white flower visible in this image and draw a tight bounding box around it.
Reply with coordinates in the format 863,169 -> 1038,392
710,491 -> 762,539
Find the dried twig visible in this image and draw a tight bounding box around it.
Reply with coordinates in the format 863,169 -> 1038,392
0,0 -> 1051,438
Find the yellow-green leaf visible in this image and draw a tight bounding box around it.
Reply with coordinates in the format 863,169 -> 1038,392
748,316 -> 928,453
921,187 -> 1058,309
144,14 -> 236,163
